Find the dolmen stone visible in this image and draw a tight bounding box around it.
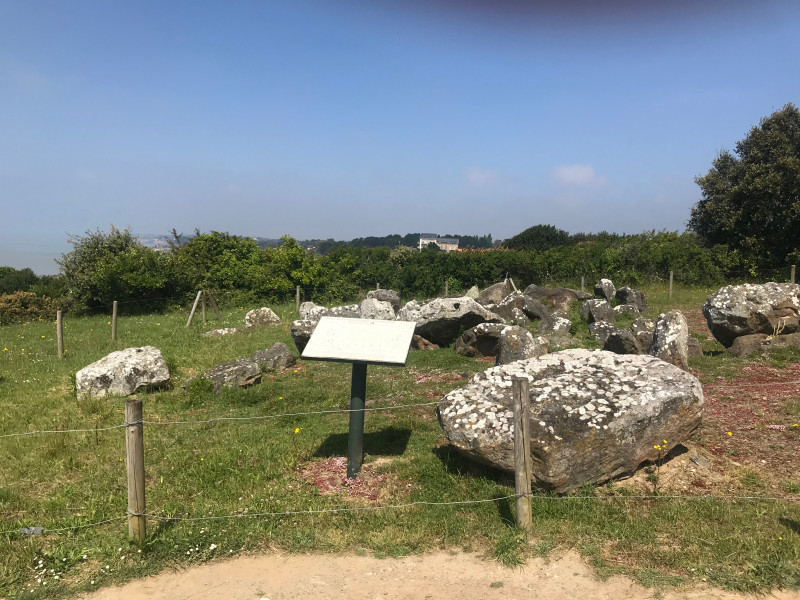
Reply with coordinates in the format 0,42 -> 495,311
76,346 -> 170,399
245,307 -> 281,328
538,312 -> 573,338
201,359 -> 261,392
581,299 -> 615,324
366,289 -> 401,313
359,297 -> 396,321
702,283 -> 800,347
603,329 -> 642,355
588,321 -> 618,347
251,342 -> 296,371
436,349 -> 703,493
616,287 -> 647,313
650,310 -> 690,371
397,296 -> 504,347
630,318 -> 656,350
496,326 -> 549,365
290,319 -> 316,353
523,285 -> 592,312
594,278 -> 616,302
455,323 -> 507,358
493,291 -> 551,322
476,282 -> 510,308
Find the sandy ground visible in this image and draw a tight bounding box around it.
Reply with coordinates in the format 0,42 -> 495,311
79,550 -> 800,600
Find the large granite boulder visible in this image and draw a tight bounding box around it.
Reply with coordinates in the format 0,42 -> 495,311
616,287 -> 647,313
538,312 -> 573,337
581,299 -> 615,324
603,330 -> 642,355
702,283 -> 800,347
200,359 -> 261,392
465,285 -> 480,300
366,289 -> 401,313
492,291 -> 551,322
476,282 -> 509,307
251,342 -> 296,371
455,323 -> 507,358
588,321 -> 619,347
436,349 -> 703,493
650,310 -> 690,371
630,318 -> 656,350
594,278 -> 616,302
523,285 -> 592,312
245,307 -> 281,328
299,302 -> 359,324
397,296 -> 504,347
290,319 -> 316,353
496,326 -> 549,365
76,346 -> 170,399
359,298 -> 396,321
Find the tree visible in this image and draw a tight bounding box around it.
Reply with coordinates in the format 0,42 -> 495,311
503,224 -> 570,251
689,103 -> 800,269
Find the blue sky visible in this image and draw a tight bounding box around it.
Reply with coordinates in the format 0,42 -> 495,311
2,1 -> 799,274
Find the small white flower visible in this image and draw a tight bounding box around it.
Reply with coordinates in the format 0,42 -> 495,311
209,543 -> 217,551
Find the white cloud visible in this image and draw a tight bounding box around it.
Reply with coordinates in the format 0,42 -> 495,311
465,167 -> 497,187
550,164 -> 608,187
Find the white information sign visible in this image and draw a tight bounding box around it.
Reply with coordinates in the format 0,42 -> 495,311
301,317 -> 416,366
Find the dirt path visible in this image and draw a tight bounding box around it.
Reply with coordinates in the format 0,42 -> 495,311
79,550 -> 800,600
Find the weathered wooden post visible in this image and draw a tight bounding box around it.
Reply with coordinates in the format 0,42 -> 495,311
296,285 -> 301,312
512,376 -> 532,539
668,271 -> 674,301
444,280 -> 449,297
56,310 -> 64,359
580,276 -> 585,293
112,301 -> 118,341
201,290 -> 207,325
186,291 -> 203,326
792,265 -> 796,285
376,282 -> 380,290
125,398 -> 146,544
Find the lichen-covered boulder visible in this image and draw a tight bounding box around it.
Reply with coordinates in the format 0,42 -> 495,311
455,323 -> 507,358
299,302 -> 359,324
509,308 -> 530,328
245,307 -> 281,328
493,292 -> 551,322
523,285 -> 592,312
496,326 -> 549,365
76,346 -> 170,399
290,319 -> 316,353
603,330 -> 642,355
202,327 -> 242,337
580,299 -> 615,324
631,318 -> 656,351
613,304 -> 640,318
594,278 -> 616,302
366,289 -> 401,313
650,310 -> 690,371
201,359 -> 261,392
588,321 -> 619,347
616,287 -> 647,313
397,296 -> 504,347
538,312 -> 573,337
729,332 -> 800,358
359,298 -> 396,321
436,349 -> 703,493
476,282 -> 510,307
702,283 -> 800,347
465,285 -> 480,300
251,342 -> 296,371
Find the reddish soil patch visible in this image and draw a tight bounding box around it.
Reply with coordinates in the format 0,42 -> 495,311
297,457 -> 399,501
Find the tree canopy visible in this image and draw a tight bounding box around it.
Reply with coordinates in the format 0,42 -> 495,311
689,103 -> 800,268
503,224 -> 570,251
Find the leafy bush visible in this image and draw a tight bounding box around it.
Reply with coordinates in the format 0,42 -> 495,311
0,291 -> 58,324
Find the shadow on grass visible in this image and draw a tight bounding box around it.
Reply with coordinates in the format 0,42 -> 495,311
779,517 -> 800,537
314,426 -> 411,458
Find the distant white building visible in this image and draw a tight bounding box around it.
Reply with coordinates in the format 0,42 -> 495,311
418,234 -> 459,252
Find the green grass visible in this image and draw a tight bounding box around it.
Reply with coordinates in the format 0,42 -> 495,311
1,288 -> 800,597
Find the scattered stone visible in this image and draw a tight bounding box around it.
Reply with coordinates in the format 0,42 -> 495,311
594,278 -> 616,302
244,307 -> 281,328
613,304 -> 640,318
492,291 -> 551,322
581,299 -> 615,325
465,285 -> 480,300
290,319 -> 316,353
523,285 -> 592,312
510,308 -> 530,328
359,297 -> 396,321
411,334 -> 440,350
366,289 -> 401,313
436,349 -> 704,493
496,326 -> 549,365
455,323 -> 507,358
476,282 -> 510,307
615,287 -> 647,313
729,332 -> 800,358
250,342 -> 296,371
631,318 -> 656,350
688,337 -> 703,358
202,327 -> 242,337
588,321 -> 619,347
650,310 -> 690,371
603,329 -> 642,355
702,283 -> 800,347
76,346 -> 170,399
397,296 -> 504,347
538,312 -> 573,337
200,359 -> 261,392
299,302 -> 329,323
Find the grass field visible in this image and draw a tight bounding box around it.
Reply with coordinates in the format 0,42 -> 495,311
2,285 -> 800,598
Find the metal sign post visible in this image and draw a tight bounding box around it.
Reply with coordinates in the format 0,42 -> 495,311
302,317 -> 416,478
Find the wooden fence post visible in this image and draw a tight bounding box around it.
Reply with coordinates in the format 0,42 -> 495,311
125,398 -> 146,544
201,290 -> 207,325
186,291 -> 203,326
512,377 -> 532,540
206,291 -> 222,321
56,310 -> 64,359
444,280 -> 449,297
792,265 -> 796,285
112,301 -> 118,341
668,271 -> 674,301
580,276 -> 585,293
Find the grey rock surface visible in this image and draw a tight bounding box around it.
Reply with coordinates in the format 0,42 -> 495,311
290,319 -> 316,353
245,307 -> 281,328
630,318 -> 656,351
650,310 -> 690,371
202,327 -> 243,337
476,282 -> 510,307
366,289 -> 401,313
603,330 -> 642,355
594,278 -> 616,302
454,323 -> 507,358
436,349 -> 703,493
581,299 -> 615,325
76,346 -> 170,399
523,285 -> 592,312
493,291 -> 551,322
729,331 -> 800,358
250,342 -> 296,371
496,326 -> 549,365
588,321 -> 619,347
359,297 -> 396,321
615,287 -> 647,313
538,312 -> 573,337
397,296 -> 504,347
702,283 -> 800,347
201,359 -> 261,392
